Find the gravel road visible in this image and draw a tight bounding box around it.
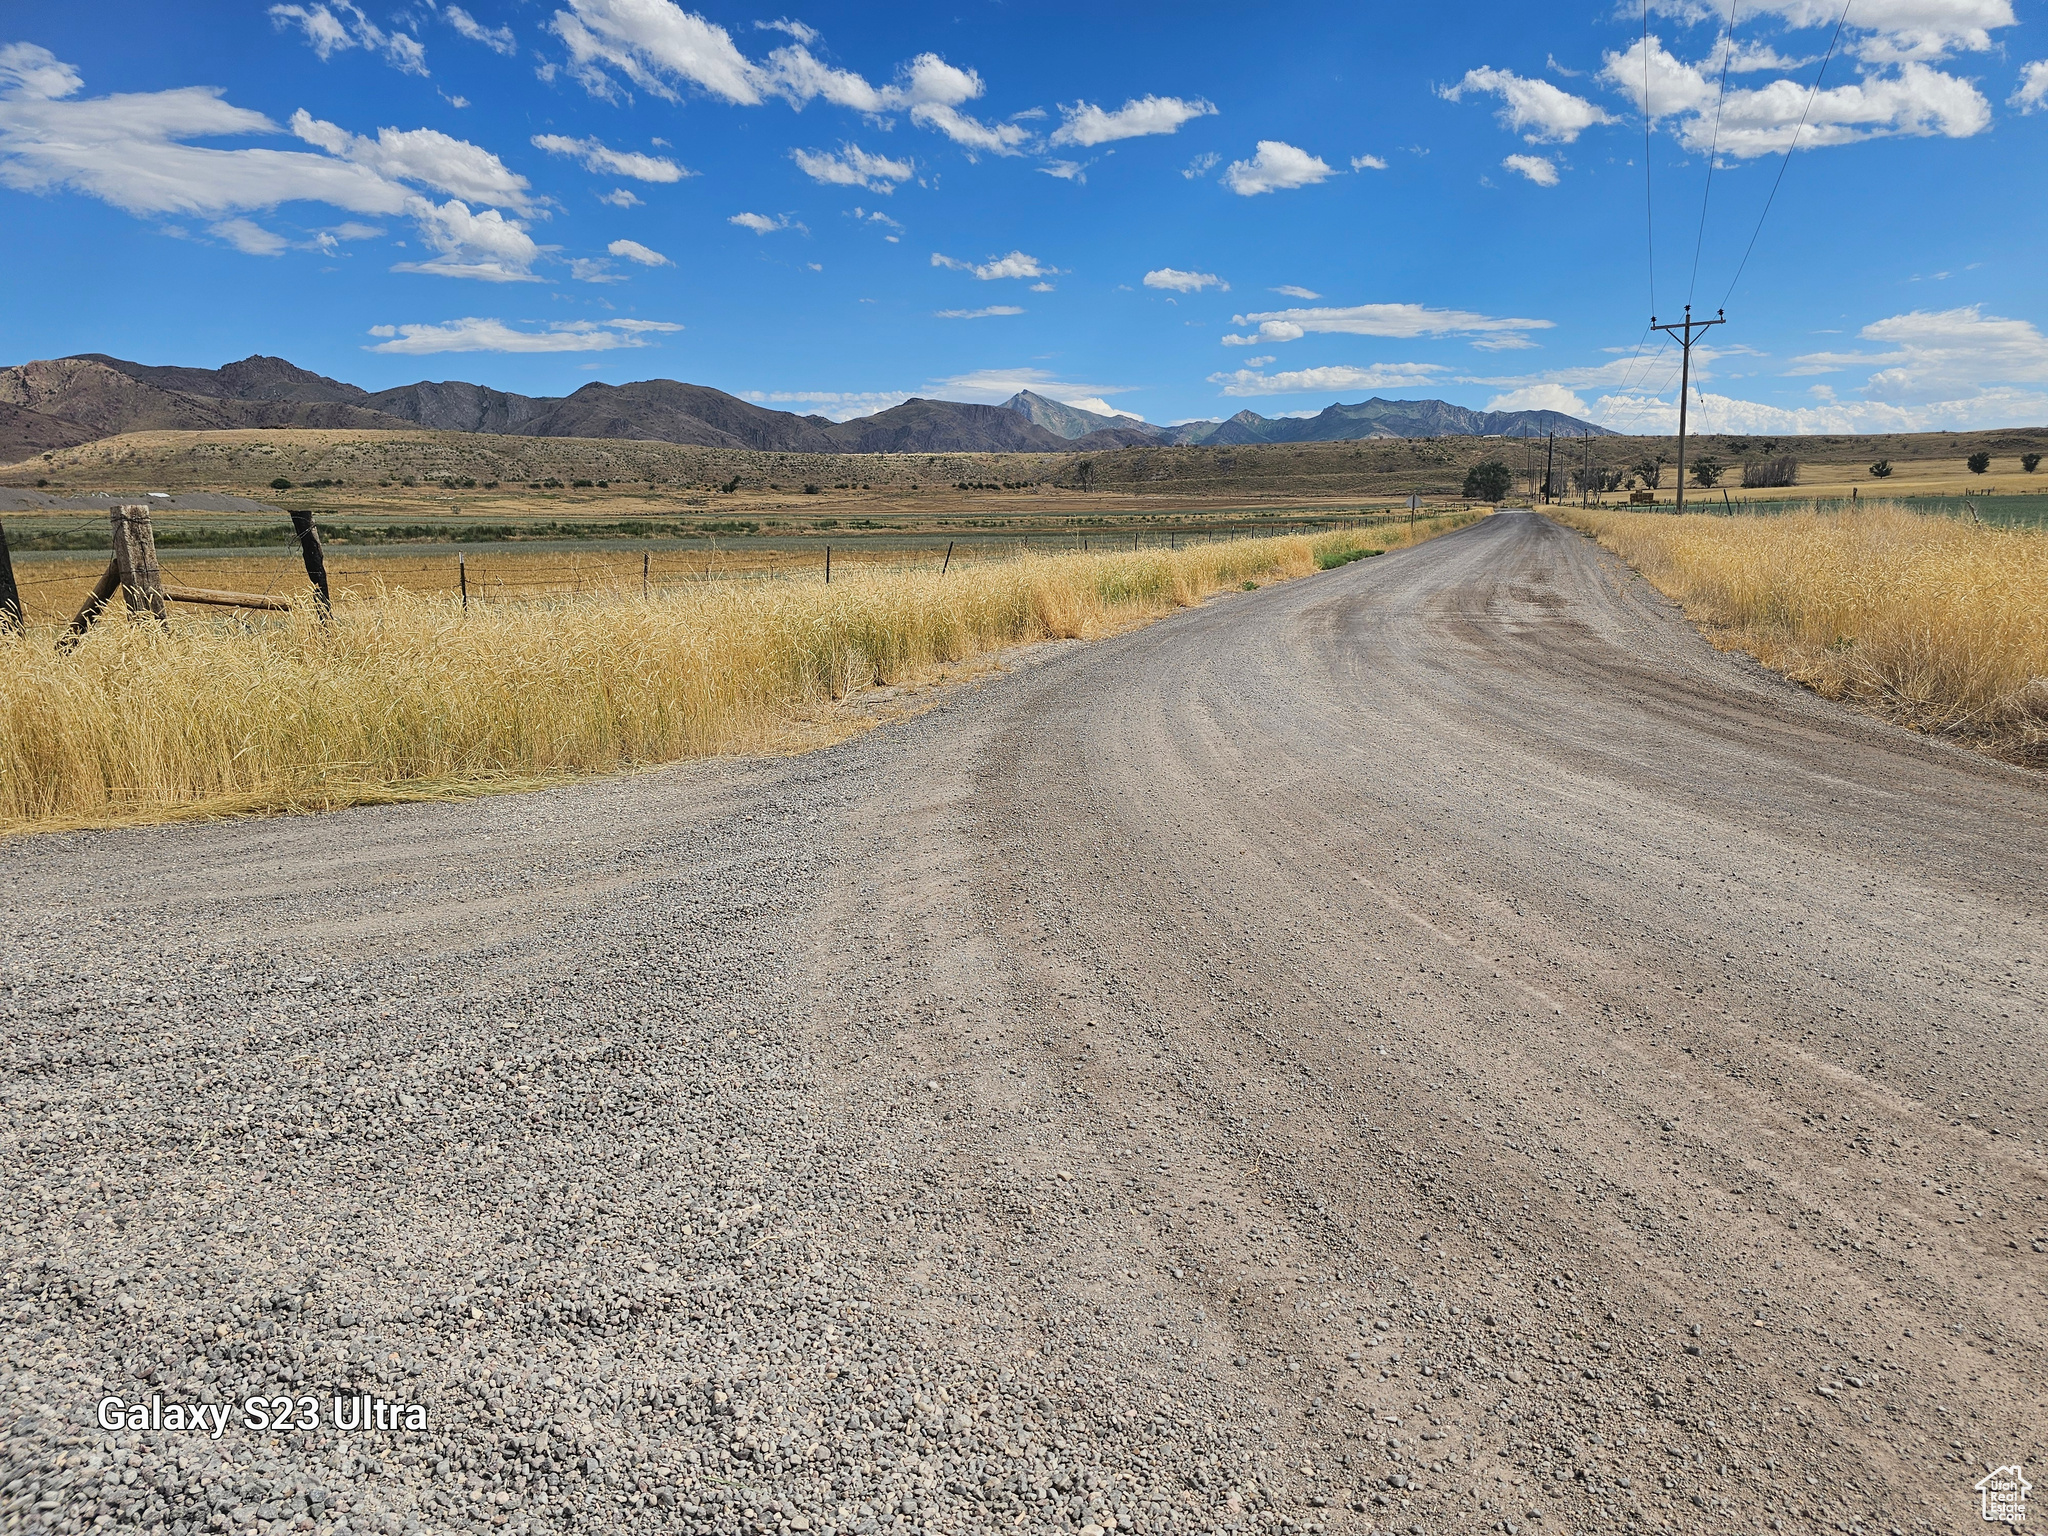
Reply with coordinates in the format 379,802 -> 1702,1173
4,511 -> 2044,1536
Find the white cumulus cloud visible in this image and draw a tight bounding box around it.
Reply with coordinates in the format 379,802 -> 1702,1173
395,199 -> 548,281
1502,153 -> 1560,185
1351,153 -> 1388,170
1143,267 -> 1227,293
729,211 -> 796,233
547,3 -> 1035,156
1221,141 -> 1334,195
1486,383 -> 1589,414
607,237 -> 670,265
0,53 -> 545,280
1050,94 -> 1215,146
1440,67 -> 1614,142
531,133 -> 688,182
293,111 -> 537,210
1601,35 -> 1992,157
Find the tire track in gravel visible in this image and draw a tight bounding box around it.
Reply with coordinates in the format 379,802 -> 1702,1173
4,511 -> 2044,1536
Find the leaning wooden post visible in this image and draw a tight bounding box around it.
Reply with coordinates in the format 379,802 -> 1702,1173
289,510 -> 331,618
941,540 -> 953,574
109,505 -> 167,623
59,560 -> 121,650
0,521 -> 22,634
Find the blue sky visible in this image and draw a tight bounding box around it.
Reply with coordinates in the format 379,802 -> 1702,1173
2,0 -> 2045,433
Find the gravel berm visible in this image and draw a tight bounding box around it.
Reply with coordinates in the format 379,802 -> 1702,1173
3,511 -> 2043,1536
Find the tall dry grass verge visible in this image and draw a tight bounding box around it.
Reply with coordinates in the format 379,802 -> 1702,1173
1560,503 -> 2047,766
0,519 -> 1475,833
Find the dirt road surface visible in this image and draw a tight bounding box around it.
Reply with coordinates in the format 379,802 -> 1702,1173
5,511 -> 2043,1536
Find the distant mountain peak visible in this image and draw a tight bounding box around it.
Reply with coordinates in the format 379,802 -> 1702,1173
1001,389 -> 1157,442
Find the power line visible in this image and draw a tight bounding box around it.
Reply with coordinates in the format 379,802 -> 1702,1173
1721,0 -> 1855,308
1642,0 -> 1657,318
1687,0 -> 1743,306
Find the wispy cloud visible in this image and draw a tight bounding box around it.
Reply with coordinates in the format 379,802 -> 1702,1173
790,143 -> 913,192
1207,363 -> 1450,396
1143,267 -> 1227,293
269,3 -> 426,75
531,133 -> 689,182
934,305 -> 1025,319
932,249 -> 1058,280
364,316 -> 680,353
444,6 -> 515,55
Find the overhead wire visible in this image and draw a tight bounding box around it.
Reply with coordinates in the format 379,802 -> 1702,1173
1687,0 -> 1743,306
1720,0 -> 1855,308
1642,0 -> 1657,320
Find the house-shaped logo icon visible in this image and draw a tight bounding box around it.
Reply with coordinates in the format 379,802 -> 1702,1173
1977,1465 -> 2031,1526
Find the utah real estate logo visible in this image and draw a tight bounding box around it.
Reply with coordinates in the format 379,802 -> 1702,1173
1976,1466 -> 2031,1526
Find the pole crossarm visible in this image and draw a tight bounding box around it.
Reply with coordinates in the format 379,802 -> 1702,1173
1649,304 -> 1725,515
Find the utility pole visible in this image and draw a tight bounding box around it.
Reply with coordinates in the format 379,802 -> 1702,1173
1543,431 -> 1555,505
1582,434 -> 1592,508
1650,303 -> 1725,515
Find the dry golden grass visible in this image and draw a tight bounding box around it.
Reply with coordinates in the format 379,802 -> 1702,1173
1562,502 -> 2048,766
0,518 -> 1474,833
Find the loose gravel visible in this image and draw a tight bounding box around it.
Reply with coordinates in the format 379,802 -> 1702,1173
3,513 -> 2044,1536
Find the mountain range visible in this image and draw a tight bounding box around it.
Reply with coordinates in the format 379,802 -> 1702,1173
0,353 -> 1612,465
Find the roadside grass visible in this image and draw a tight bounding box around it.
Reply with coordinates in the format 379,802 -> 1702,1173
1559,502 -> 2047,767
0,516 -> 1477,834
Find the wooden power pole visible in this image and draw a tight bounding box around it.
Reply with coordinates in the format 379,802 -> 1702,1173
1651,304 -> 1725,515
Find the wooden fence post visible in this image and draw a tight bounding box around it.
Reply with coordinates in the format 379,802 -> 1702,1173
109,505 -> 167,623
941,540 -> 953,575
59,560 -> 121,650
0,521 -> 22,634
289,510 -> 331,617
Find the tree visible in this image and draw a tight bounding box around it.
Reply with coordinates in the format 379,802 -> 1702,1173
1462,458 -> 1513,501
1631,453 -> 1667,490
1689,455 -> 1725,488
1868,459 -> 1893,479
269,476 -> 292,490
2023,452 -> 2041,473
1967,451 -> 1991,474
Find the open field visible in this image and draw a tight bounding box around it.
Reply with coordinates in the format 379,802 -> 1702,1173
2,521 -> 1428,627
0,517 -> 1474,833
5,513 -> 2041,1536
5,422 -> 2045,529
1559,501 -> 2048,767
